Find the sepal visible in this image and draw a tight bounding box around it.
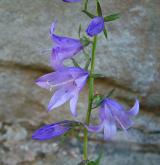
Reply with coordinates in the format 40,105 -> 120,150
92,94 -> 104,109
92,88 -> 116,109
80,36 -> 92,47
104,13 -> 120,22
82,10 -> 95,18
103,27 -> 108,40
78,154 -> 101,165
96,1 -> 102,16
78,24 -> 82,38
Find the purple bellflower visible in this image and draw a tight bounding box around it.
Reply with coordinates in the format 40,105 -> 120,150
63,0 -> 81,2
86,16 -> 105,37
36,67 -> 89,116
32,120 -> 80,141
50,21 -> 83,69
87,98 -> 139,140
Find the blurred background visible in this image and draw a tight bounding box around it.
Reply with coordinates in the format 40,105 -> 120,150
0,0 -> 160,164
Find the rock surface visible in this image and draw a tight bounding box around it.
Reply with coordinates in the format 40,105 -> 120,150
0,0 -> 160,165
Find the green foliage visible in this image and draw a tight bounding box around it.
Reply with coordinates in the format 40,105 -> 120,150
103,27 -> 108,40
104,13 -> 120,22
82,10 -> 95,18
92,94 -> 104,109
78,154 -> 102,165
96,1 -> 102,16
80,36 -> 92,47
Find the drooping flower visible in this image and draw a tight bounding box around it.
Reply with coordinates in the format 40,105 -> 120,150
87,98 -> 139,140
32,120 -> 81,141
50,21 -> 83,69
86,16 -> 105,37
63,0 -> 81,2
36,67 -> 89,116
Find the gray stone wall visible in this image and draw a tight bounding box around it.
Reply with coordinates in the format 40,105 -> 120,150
0,0 -> 159,165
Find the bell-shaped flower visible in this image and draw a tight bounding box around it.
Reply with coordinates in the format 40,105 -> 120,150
86,16 -> 105,37
87,98 -> 139,140
63,0 -> 81,2
50,21 -> 83,69
36,67 -> 89,116
32,120 -> 81,141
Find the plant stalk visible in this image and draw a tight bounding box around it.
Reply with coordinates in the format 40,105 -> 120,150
83,36 -> 97,160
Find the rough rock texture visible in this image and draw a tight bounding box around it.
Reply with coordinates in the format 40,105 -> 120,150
0,0 -> 160,165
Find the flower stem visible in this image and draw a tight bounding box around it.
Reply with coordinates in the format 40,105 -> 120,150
83,36 -> 97,160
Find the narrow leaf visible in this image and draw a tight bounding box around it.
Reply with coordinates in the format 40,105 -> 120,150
104,13 -> 120,22
103,27 -> 108,40
78,24 -> 82,38
82,10 -> 95,18
96,1 -> 102,16
105,88 -> 116,98
80,36 -> 91,47
92,94 -> 104,109
84,0 -> 89,10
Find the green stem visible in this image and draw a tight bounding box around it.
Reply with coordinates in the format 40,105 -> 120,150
83,36 -> 97,160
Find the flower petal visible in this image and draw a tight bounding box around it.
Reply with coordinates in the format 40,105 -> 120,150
103,120 -> 117,140
35,70 -> 72,90
32,121 -> 72,141
86,17 -> 105,37
63,0 -> 81,2
50,48 -> 65,69
50,20 -> 57,35
87,124 -> 103,133
50,44 -> 83,69
75,74 -> 89,90
127,99 -> 139,116
70,91 -> 79,116
105,99 -> 133,130
100,104 -> 117,140
48,85 -> 73,111
52,34 -> 82,47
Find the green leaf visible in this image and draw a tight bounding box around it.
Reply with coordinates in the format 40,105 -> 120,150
94,153 -> 102,165
87,161 -> 97,165
105,88 -> 116,98
103,27 -> 108,40
104,13 -> 120,22
84,0 -> 89,10
92,88 -> 116,109
77,160 -> 89,165
96,1 -> 102,16
78,155 -> 102,165
82,10 -> 95,18
80,36 -> 91,47
78,24 -> 82,38
92,94 -> 104,109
